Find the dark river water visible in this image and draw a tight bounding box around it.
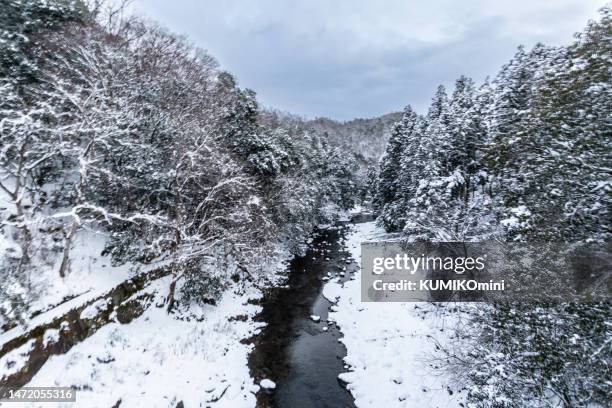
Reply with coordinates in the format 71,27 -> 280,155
248,223 -> 359,408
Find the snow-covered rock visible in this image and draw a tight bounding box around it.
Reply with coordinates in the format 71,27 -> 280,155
322,281 -> 343,303
260,379 -> 276,390
80,298 -> 110,320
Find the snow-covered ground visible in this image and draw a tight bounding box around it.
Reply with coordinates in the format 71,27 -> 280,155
0,227 -> 137,332
0,228 -> 176,350
27,230 -> 136,313
324,222 -> 466,407
13,277 -> 265,408
0,187 -> 114,316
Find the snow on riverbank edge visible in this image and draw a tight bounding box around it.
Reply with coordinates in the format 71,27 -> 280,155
325,221 -> 466,408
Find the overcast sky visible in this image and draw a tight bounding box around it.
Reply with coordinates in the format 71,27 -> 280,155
131,0 -> 607,120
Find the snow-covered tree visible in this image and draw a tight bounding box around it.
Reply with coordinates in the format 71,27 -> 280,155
0,0 -> 84,85
374,106 -> 419,230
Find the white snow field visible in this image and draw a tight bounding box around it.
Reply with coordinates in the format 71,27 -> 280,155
17,277 -> 265,408
325,222 -> 466,408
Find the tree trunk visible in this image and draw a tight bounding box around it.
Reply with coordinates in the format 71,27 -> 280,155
166,277 -> 177,313
166,172 -> 183,313
58,222 -> 77,278
14,196 -> 32,265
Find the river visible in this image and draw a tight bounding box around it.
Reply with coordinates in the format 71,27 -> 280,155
248,223 -> 358,408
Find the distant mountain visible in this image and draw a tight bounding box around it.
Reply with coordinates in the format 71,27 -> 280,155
307,112 -> 402,170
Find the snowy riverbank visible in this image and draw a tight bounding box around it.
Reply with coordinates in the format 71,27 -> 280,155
324,222 -> 466,407
12,277 -> 265,408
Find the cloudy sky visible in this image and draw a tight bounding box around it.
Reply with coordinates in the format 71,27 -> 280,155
131,0 -> 607,120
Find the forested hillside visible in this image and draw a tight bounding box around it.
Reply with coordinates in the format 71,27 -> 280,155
307,112 -> 402,170
372,12 -> 610,242
0,0 -> 358,326
371,7 -> 611,407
